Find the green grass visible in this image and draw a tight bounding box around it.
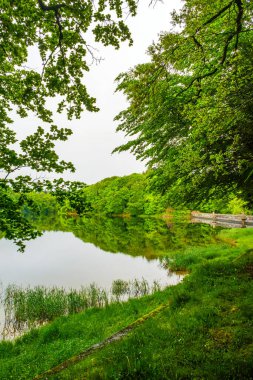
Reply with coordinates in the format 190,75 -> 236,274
0,287 -> 173,380
0,229 -> 252,379
2,279 -> 160,339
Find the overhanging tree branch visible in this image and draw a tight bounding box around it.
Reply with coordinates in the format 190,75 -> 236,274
176,68 -> 218,97
181,0 -> 245,95
220,32 -> 235,64
38,0 -> 66,79
197,1 -> 234,32
54,8 -> 64,44
37,0 -> 66,12
235,0 -> 243,49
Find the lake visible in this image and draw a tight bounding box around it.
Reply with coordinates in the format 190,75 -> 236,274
0,231 -> 174,290
0,215 -> 221,289
0,216 -> 221,339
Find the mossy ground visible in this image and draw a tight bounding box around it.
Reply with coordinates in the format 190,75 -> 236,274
0,229 -> 252,379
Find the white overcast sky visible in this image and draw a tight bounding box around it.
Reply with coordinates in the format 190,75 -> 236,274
13,0 -> 182,185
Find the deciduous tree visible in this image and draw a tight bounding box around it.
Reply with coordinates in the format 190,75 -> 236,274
0,0 -> 138,179
114,0 -> 253,206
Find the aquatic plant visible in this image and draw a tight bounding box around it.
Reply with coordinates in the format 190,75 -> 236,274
1,278 -> 163,339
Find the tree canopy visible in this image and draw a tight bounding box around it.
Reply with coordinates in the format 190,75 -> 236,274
114,0 -> 253,207
0,0 -> 140,248
0,0 -> 138,180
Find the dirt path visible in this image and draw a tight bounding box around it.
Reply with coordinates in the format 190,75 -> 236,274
33,302 -> 169,379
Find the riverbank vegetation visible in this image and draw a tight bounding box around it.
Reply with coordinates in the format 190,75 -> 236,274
1,279 -> 162,340
0,228 -> 252,379
23,173 -> 253,217
1,171 -> 252,252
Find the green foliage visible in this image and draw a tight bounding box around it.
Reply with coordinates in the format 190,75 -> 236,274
114,0 -> 253,208
0,0 -> 138,180
0,178 -> 90,250
111,279 -> 130,301
67,215 -> 221,259
191,188 -> 251,214
8,177 -> 89,215
227,194 -> 250,215
0,174 -> 222,252
2,169 -> 249,252
42,179 -> 89,215
24,192 -> 59,217
81,173 -> 166,216
0,182 -> 42,251
0,0 -> 140,249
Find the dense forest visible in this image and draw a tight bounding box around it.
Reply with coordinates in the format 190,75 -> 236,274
1,0 -> 253,249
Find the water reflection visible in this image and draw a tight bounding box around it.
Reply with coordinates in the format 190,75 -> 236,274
0,231 -> 173,289
0,215 -> 222,290
0,214 -> 223,339
28,214 -> 222,258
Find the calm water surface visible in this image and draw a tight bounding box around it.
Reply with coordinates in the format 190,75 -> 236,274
0,217 -> 221,290
0,217 -> 222,339
0,231 -> 173,290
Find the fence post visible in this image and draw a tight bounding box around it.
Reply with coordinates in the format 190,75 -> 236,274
241,214 -> 247,228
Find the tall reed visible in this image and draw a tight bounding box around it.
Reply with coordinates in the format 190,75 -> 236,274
1,278 -> 162,339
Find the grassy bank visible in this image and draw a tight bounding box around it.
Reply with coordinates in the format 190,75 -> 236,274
1,279 -> 161,339
0,229 -> 252,379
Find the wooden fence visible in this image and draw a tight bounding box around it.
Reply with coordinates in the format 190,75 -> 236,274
191,211 -> 253,228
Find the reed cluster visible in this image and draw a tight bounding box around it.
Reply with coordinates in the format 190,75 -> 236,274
1,279 -> 161,339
